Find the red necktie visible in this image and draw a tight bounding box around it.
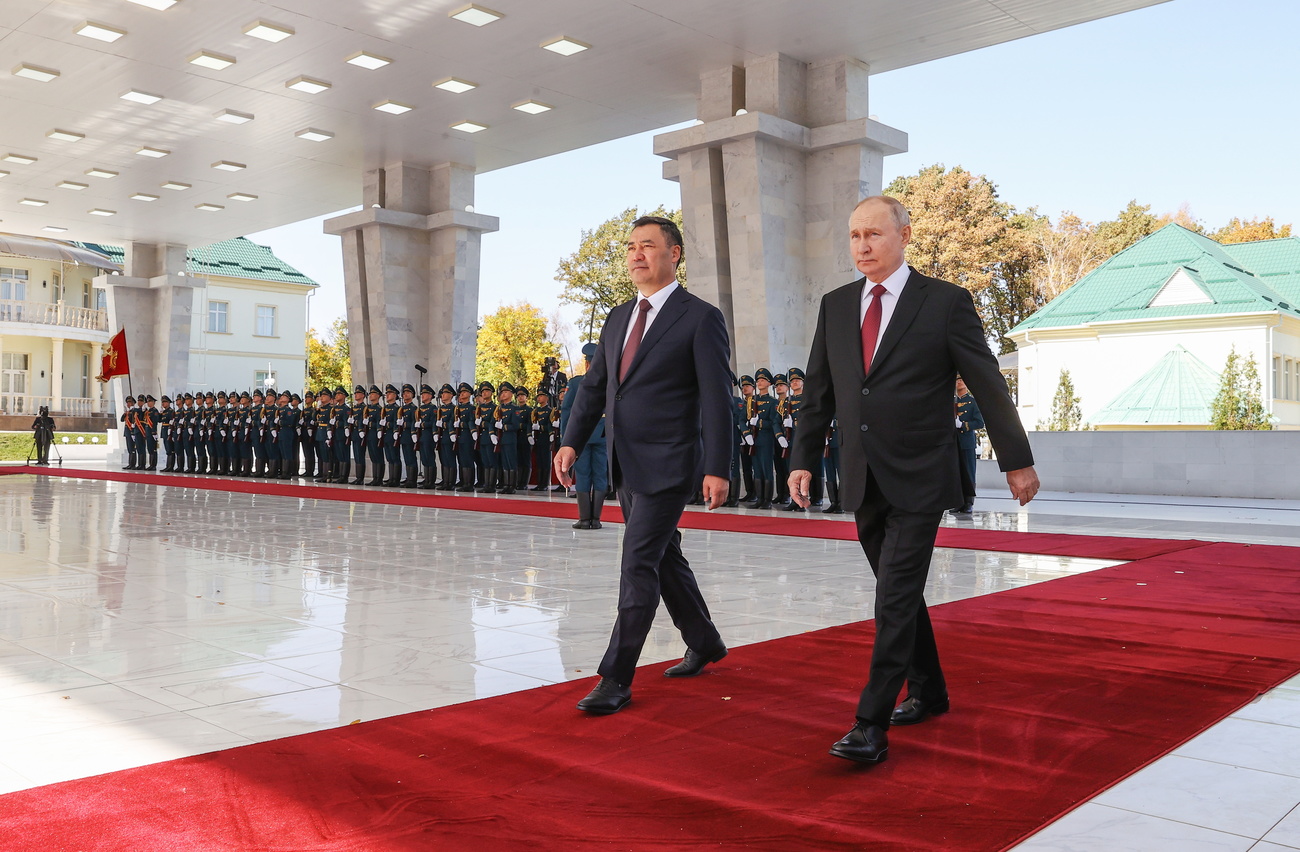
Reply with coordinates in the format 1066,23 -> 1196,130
861,284 -> 887,374
619,299 -> 651,381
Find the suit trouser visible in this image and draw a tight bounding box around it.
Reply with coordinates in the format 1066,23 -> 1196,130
853,471 -> 946,728
598,487 -> 722,686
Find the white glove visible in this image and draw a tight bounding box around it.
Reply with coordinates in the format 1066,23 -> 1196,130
450,434 -> 458,444
345,429 -> 351,438
744,435 -> 754,446
472,431 -> 479,441
955,417 -> 963,428
528,437 -> 535,445
219,430 -> 226,438
532,423 -> 540,431
749,416 -> 758,426
490,435 -> 498,445
783,417 -> 793,428
495,420 -> 503,428
475,417 -> 482,426
777,436 -> 789,449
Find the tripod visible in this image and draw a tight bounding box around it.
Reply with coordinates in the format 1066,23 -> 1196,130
27,423 -> 63,467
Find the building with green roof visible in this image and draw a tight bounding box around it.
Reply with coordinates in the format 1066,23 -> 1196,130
1007,224 -> 1300,430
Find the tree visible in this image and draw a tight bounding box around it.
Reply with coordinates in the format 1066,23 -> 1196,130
1210,217 -> 1293,245
1093,200 -> 1160,257
556,206 -> 685,342
307,317 -> 350,390
1033,211 -> 1108,302
475,302 -> 561,391
1038,368 -> 1084,431
1210,347 -> 1273,430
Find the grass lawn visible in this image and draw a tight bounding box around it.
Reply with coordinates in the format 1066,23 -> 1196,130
0,432 -> 108,462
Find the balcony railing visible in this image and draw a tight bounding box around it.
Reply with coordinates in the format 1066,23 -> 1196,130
0,394 -> 103,417
0,299 -> 108,332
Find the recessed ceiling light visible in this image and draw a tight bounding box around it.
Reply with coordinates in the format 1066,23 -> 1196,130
43,226 -> 68,233
195,202 -> 224,212
88,208 -> 116,217
512,100 -> 553,115
243,20 -> 294,42
131,193 -> 160,201
215,109 -> 254,124
161,181 -> 191,190
86,167 -> 119,179
136,146 -> 170,158
295,127 -> 333,142
47,129 -> 86,143
449,4 -> 503,26
19,198 -> 48,206
3,153 -> 38,165
227,192 -> 258,202
433,77 -> 477,94
125,0 -> 178,9
450,120 -> 487,133
373,100 -> 412,115
541,36 -> 590,56
285,75 -> 330,94
121,89 -> 163,104
13,64 -> 60,82
75,21 -> 127,43
211,160 -> 246,171
189,50 -> 236,70
58,181 -> 89,191
345,51 -> 391,70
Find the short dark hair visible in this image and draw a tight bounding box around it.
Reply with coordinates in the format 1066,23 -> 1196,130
631,215 -> 684,268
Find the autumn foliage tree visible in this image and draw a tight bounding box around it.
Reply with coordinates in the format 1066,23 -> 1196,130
1210,217 -> 1293,244
475,302 -> 561,392
307,317 -> 350,390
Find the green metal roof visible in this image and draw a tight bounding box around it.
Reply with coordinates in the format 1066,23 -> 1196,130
1010,225 -> 1300,333
74,237 -> 317,287
1090,345 -> 1221,426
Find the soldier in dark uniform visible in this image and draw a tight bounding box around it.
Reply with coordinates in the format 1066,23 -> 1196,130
822,417 -> 843,513
397,383 -> 419,488
376,384 -> 398,486
724,378 -> 747,507
416,383 -> 438,488
222,392 -> 239,476
198,392 -> 216,474
561,343 -> 608,529
737,375 -> 756,501
747,367 -> 781,509
298,391 -> 316,479
494,382 -> 521,494
952,376 -> 985,515
453,382 -> 477,492
208,391 -> 225,475
514,385 -> 532,489
529,387 -> 555,491
436,383 -> 458,490
363,385 -> 384,486
248,389 -> 267,476
314,389 -> 333,482
266,389 -> 285,477
238,391 -> 256,476
787,367 -> 823,508
772,374 -> 793,506
277,390 -> 299,479
158,395 -> 176,471
349,384 -> 368,484
120,395 -> 138,470
140,395 -> 159,470
475,381 -> 498,493
330,386 -> 351,483
178,393 -> 196,473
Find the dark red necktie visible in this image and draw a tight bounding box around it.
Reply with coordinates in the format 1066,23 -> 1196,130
861,284 -> 887,374
619,299 -> 651,381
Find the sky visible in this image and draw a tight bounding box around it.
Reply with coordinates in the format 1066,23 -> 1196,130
248,0 -> 1300,364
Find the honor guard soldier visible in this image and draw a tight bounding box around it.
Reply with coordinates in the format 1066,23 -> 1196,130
195,392 -> 212,474
785,367 -> 820,510
222,392 -> 239,476
349,385 -> 368,484
363,385 -> 384,486
313,389 -> 333,481
952,376 -> 985,515
737,376 -> 756,501
249,389 -> 267,476
822,417 -> 843,513
206,391 -> 223,474
159,395 -> 177,471
416,384 -> 438,488
474,381 -> 499,492
398,383 -> 419,488
329,386 -> 351,483
493,382 -> 520,494
435,383 -> 458,490
514,385 -> 532,489
724,378 -> 746,507
529,386 -> 555,491
234,391 -> 253,476
298,391 -> 316,479
560,342 -> 608,529
210,391 -> 228,475
140,396 -> 159,470
120,395 -> 138,470
747,368 -> 782,509
179,394 -> 196,473
277,391 -> 299,479
453,382 -> 477,492
263,389 -> 283,477
773,373 -> 793,506
379,384 -> 400,486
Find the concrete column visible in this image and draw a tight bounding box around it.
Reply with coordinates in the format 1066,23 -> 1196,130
325,161 -> 498,387
91,341 -> 103,413
51,337 -> 64,412
656,53 -> 907,373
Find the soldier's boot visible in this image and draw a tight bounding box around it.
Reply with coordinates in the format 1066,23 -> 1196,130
437,467 -> 455,491
573,492 -> 592,530
315,459 -> 330,482
253,459 -> 264,477
456,467 -> 475,492
420,467 -> 437,489
476,468 -> 495,493
335,461 -> 349,484
351,460 -> 365,485
123,450 -> 134,470
785,479 -> 806,511
723,475 -> 741,508
499,470 -> 516,495
755,478 -> 772,510
147,451 -> 158,471
385,463 -> 401,487
742,471 -> 755,503
281,460 -> 297,480
589,489 -> 607,529
368,462 -> 384,487
267,460 -> 279,478
197,455 -> 208,475
822,477 -> 843,514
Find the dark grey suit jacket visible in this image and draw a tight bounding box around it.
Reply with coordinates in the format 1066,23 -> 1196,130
790,268 -> 1032,514
561,285 -> 733,495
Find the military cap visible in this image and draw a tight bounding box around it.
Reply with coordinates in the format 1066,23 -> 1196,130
124,395 -> 136,403
754,367 -> 773,383
498,381 -> 515,393
420,384 -> 434,396
216,390 -> 227,399
145,394 -> 156,403
516,386 -> 530,396
252,389 -> 264,399
457,382 -> 474,395
535,385 -> 550,397
440,383 -> 456,396
773,373 -> 788,387
317,388 -> 331,397
739,374 -> 755,388
291,393 -> 301,402
333,386 -> 347,396
581,342 -> 598,359
354,384 -> 366,395
787,367 -> 805,381
477,380 -> 495,394
384,383 -> 398,395
240,391 -> 251,400
369,384 -> 382,396
264,387 -> 275,397
183,392 -> 195,401
401,383 -> 416,395
204,391 -> 216,399
160,394 -> 172,403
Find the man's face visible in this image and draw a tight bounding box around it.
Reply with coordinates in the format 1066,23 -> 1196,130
458,390 -> 471,403
741,384 -> 753,398
536,393 -> 548,406
849,200 -> 911,284
756,378 -> 770,393
421,392 -> 433,403
402,391 -> 414,403
386,392 -> 397,403
354,392 -> 364,403
479,390 -> 492,404
956,379 -> 969,397
334,393 -> 345,404
440,391 -> 453,403
626,224 -> 680,291
499,390 -> 513,404
790,377 -> 803,394
775,382 -> 788,398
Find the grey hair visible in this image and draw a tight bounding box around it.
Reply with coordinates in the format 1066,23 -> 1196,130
853,195 -> 911,229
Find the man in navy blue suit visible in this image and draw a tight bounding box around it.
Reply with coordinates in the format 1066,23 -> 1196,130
557,215 -> 734,715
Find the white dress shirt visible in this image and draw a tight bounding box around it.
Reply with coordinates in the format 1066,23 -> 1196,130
859,262 -> 911,355
623,281 -> 679,351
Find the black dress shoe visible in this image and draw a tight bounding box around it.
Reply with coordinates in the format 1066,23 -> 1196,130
829,723 -> 889,764
891,695 -> 950,726
664,646 -> 728,678
576,678 -> 631,715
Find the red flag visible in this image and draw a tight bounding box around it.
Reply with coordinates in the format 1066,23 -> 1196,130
97,329 -> 130,382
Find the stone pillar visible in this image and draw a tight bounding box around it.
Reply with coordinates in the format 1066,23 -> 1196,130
90,342 -> 103,413
50,337 -> 64,412
325,161 -> 498,387
656,54 -> 907,373
92,242 -> 203,417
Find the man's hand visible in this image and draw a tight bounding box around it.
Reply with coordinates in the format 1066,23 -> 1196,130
702,474 -> 729,510
554,446 -> 577,487
788,469 -> 813,508
1007,466 -> 1040,506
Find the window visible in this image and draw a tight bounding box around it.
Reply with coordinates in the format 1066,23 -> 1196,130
81,353 -> 90,397
82,281 -> 92,309
95,288 -> 107,312
255,370 -> 278,388
1,352 -> 31,397
1285,359 -> 1293,401
0,267 -> 29,301
255,304 -> 277,337
208,300 -> 229,333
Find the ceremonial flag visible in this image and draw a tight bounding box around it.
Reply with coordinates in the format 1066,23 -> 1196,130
97,329 -> 130,382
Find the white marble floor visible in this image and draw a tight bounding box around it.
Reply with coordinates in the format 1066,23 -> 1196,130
0,470 -> 1297,850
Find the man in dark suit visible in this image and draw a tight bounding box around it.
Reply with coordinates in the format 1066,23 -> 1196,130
789,195 -> 1039,765
556,215 -> 734,715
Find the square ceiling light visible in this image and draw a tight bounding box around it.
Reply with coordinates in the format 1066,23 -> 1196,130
42,226 -> 68,233
58,181 -> 89,190
125,0 -> 178,9
189,50 -> 236,70
47,129 -> 86,142
161,180 -> 191,190
88,208 -> 116,217
227,192 -> 258,202
211,160 -> 246,171
434,77 -> 477,94
131,193 -> 160,201
195,202 -> 224,212
450,120 -> 487,133
121,89 -> 163,104
345,51 -> 391,70
136,146 -> 170,158
13,64 -> 60,82
373,100 -> 412,115
295,127 -> 333,142
512,100 -> 552,115
215,109 -> 254,124
286,75 -> 330,94
244,20 -> 294,42
86,167 -> 118,179
19,198 -> 48,206
75,21 -> 127,43
449,4 -> 503,26
3,153 -> 38,165
541,36 -> 590,56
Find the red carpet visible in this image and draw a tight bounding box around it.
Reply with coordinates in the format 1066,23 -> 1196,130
2,541 -> 1298,851
6,465 -> 1205,561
